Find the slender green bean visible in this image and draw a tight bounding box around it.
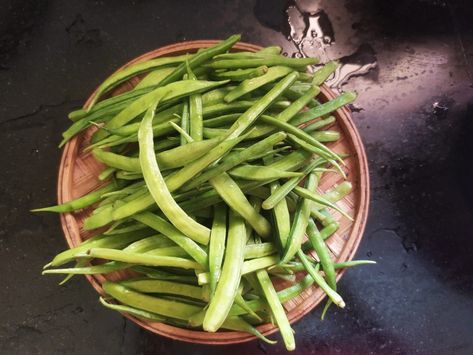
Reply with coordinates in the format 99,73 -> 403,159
203,113 -> 240,128
312,61 -> 338,86
103,282 -> 202,319
180,99 -> 190,145
187,64 -> 204,141
268,149 -> 311,171
293,186 -> 352,220
244,242 -> 276,259
208,205 -> 227,298
164,135 -> 245,192
258,46 -> 282,55
297,250 -> 345,307
202,100 -> 291,118
303,116 -> 336,132
158,34 -> 241,87
134,212 -> 208,266
224,66 -> 294,103
88,54 -> 192,110
207,56 -> 318,69
262,157 -> 324,210
124,235 -> 175,252
203,210 -> 246,332
301,222 -> 339,247
269,182 -> 291,251
43,262 -> 130,275
259,115 -> 340,162
138,103 -> 210,244
311,130 -> 340,142
280,173 -> 318,264
187,307 -> 275,343
131,266 -> 198,284
290,91 -> 357,126
229,164 -> 302,181
43,228 -> 153,268
171,123 -> 194,143
87,248 -> 202,270
225,72 -> 298,140
210,173 -> 271,238
99,297 -> 166,322
104,221 -> 149,235
212,66 -> 268,81
32,182 -> 119,213
94,79 -> 228,142
256,269 -> 295,351
99,167 -> 116,181
274,85 -> 320,123
213,49 -> 285,60
135,66 -> 177,90
144,245 -> 188,258
234,292 -> 262,322
334,260 -> 376,268
93,137 -> 221,173
308,217 -> 336,278
120,278 -> 206,300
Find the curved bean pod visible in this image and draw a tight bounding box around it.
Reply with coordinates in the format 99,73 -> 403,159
138,103 -> 210,244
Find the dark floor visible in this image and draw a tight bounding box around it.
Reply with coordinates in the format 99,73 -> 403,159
1,0 -> 473,354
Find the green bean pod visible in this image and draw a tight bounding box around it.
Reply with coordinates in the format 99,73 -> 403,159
120,278 -> 206,300
210,173 -> 271,238
269,182 -> 291,251
203,210 -> 246,332
293,186 -> 352,220
256,269 -> 295,351
274,85 -> 320,123
180,99 -> 190,145
244,242 -> 277,259
208,205 -> 227,298
138,103 -> 210,244
296,250 -> 345,308
212,66 -> 268,81
280,173 -> 318,264
43,258 -> 126,275
158,34 -> 241,87
103,282 -> 202,319
134,66 -> 177,90
165,135 -> 245,192
88,54 -> 193,110
224,66 -> 294,103
43,228 -> 153,268
88,248 -> 203,270
99,297 -> 166,322
187,65 -> 204,141
94,79 -> 228,142
225,72 -> 299,140
207,56 -> 318,69
262,157 -> 324,210
290,91 -> 357,126
229,164 -> 303,181
303,116 -> 336,132
311,61 -> 338,86
134,212 -> 208,266
32,182 -> 119,213
92,137 -> 221,172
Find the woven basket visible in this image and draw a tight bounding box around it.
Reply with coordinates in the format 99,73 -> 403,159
57,41 -> 369,344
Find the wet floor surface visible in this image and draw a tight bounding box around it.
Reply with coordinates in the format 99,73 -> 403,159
1,0 -> 472,354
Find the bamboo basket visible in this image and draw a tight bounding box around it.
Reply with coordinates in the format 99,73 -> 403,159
57,41 -> 370,344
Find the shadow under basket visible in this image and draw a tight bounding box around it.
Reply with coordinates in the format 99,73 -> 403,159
57,40 -> 370,344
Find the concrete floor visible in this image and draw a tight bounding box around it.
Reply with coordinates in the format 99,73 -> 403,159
1,0 -> 472,354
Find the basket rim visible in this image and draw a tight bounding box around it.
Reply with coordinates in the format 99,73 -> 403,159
57,39 -> 370,345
